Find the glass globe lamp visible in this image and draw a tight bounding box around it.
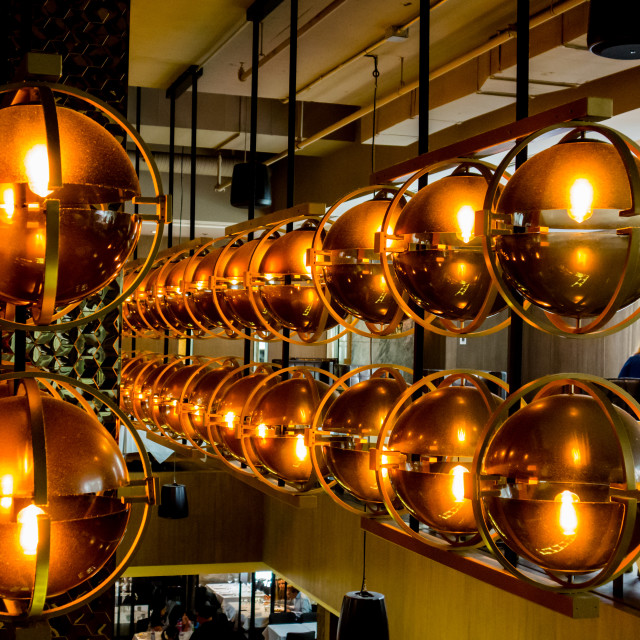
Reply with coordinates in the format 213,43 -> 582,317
311,365 -> 410,516
474,374 -> 640,590
378,371 -> 505,548
484,122 -> 640,336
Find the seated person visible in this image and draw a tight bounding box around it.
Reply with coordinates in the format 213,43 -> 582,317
190,604 -> 232,640
287,587 -> 311,614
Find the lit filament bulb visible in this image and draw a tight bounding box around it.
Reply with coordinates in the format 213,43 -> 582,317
303,253 -> 312,277
0,475 -> 13,510
556,490 -> 579,536
569,178 -> 594,224
457,428 -> 466,442
380,447 -> 389,479
456,206 -> 475,244
295,434 -> 308,461
17,504 -> 45,556
1,188 -> 14,219
24,144 -> 53,198
257,423 -> 267,438
451,465 -> 468,503
224,411 -> 235,430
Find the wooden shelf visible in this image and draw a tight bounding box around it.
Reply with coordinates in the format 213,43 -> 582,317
362,518 -> 600,619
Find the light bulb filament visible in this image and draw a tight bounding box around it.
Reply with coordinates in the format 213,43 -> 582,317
451,465 -> 467,503
25,144 -> 53,198
556,490 -> 579,536
295,433 -> 308,461
258,423 -> 267,439
225,411 -> 236,430
18,504 -> 45,556
569,178 -> 593,224
456,206 -> 475,244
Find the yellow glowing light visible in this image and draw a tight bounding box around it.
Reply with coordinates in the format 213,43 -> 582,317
0,475 -> 13,510
555,490 -> 579,536
258,423 -> 267,438
457,428 -> 466,442
381,447 -> 389,479
1,188 -> 14,219
569,178 -> 594,224
456,206 -> 475,244
18,504 -> 45,556
295,434 -> 308,461
25,145 -> 53,198
451,465 -> 468,503
224,411 -> 235,430
575,249 -> 589,270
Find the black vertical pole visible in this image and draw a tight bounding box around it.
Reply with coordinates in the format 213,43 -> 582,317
244,17 -> 261,367
508,0 -> 528,394
270,572 -> 276,615
249,571 -> 257,632
409,0 -> 430,534
190,71 -> 198,243
281,0 -> 298,371
165,90 -> 177,359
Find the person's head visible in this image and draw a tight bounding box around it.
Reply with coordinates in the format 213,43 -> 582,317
150,612 -> 164,631
196,603 -> 215,623
287,586 -> 299,599
161,626 -> 179,640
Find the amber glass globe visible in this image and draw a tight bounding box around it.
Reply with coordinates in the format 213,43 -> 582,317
222,239 -> 279,332
476,375 -> 640,589
322,196 -> 405,326
321,373 -> 406,506
387,379 -> 501,544
0,100 -> 141,309
0,391 -> 129,609
258,225 -> 344,336
249,376 -> 331,486
488,129 -> 640,333
392,172 -> 505,322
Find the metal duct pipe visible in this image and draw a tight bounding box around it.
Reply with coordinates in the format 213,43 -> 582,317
129,151 -> 237,177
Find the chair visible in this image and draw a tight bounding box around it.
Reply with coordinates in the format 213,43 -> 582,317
299,612 -> 317,623
269,611 -> 297,624
286,633 -> 315,640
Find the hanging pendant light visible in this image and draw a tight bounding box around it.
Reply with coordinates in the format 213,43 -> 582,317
158,482 -> 189,519
337,590 -> 389,640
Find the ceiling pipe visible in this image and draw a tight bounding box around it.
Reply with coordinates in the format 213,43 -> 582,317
281,8 -> 424,104
238,0 -> 348,82
213,0 -> 587,188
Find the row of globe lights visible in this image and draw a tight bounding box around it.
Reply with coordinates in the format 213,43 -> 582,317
121,352 -> 640,592
124,118 -> 640,343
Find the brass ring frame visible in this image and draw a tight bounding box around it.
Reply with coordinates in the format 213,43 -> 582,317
210,228 -> 282,343
473,373 -> 640,591
205,362 -> 282,477
0,370 -> 154,621
246,215 -> 353,345
375,369 -> 508,551
483,121 -> 640,338
173,356 -> 242,458
239,365 -> 340,494
378,159 -> 510,337
0,81 -> 168,332
309,364 -> 412,518
309,185 -> 412,339
180,238 -> 243,340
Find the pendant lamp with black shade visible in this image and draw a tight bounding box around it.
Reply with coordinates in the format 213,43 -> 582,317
159,459 -> 189,519
588,0 -> 640,60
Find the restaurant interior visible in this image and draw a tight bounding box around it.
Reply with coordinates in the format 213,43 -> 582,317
3,1 -> 640,640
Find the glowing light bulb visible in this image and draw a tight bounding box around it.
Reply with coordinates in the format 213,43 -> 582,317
457,428 -> 466,442
451,465 -> 468,503
1,188 -> 14,220
17,504 -> 45,556
224,411 -> 235,430
569,178 -> 593,224
555,490 -> 579,535
295,434 -> 308,461
380,447 -> 389,479
258,423 -> 267,438
24,144 -> 52,198
0,475 -> 13,510
456,206 -> 475,244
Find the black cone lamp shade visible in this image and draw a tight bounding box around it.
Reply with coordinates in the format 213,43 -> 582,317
337,591 -> 389,640
230,162 -> 272,208
588,0 -> 640,59
158,482 -> 189,519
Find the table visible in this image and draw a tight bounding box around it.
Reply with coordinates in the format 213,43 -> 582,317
262,622 -> 317,640
205,583 -> 270,629
133,631 -> 192,640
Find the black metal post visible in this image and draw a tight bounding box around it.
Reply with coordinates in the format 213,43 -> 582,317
190,70 -> 198,243
131,86 -> 142,355
168,91 -> 176,249
409,0 -> 430,534
250,571 -> 257,632
270,572 -> 276,615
